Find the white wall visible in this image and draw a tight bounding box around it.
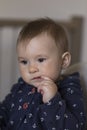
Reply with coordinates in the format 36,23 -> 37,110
0,0 -> 87,100
0,0 -> 86,19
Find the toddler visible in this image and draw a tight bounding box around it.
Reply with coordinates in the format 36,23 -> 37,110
0,18 -> 85,130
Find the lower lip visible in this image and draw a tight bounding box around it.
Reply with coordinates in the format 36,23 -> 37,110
32,77 -> 42,81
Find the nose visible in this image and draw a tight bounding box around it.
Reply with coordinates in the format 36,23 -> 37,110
28,63 -> 38,73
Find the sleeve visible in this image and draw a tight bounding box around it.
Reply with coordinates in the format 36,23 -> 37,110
38,72 -> 86,130
0,93 -> 12,128
0,83 -> 19,128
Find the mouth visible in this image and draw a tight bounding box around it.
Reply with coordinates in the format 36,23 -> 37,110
30,76 -> 43,87
31,76 -> 43,81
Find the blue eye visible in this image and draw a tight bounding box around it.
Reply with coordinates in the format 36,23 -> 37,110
38,58 -> 46,62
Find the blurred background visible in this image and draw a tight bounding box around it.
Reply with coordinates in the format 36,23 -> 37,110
0,0 -> 87,101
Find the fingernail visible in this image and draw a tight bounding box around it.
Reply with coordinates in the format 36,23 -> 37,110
40,89 -> 44,95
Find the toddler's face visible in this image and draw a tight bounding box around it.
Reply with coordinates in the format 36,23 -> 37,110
17,33 -> 63,86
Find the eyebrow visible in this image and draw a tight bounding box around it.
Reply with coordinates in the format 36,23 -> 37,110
36,54 -> 47,57
18,57 -> 26,60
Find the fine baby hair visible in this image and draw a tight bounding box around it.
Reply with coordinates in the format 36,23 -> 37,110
17,18 -> 69,54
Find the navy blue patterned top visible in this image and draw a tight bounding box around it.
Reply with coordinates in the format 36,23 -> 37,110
0,72 -> 86,130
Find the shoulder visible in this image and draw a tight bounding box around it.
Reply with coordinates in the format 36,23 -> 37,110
2,78 -> 24,101
58,72 -> 81,88
11,77 -> 33,95
11,77 -> 24,92
60,72 -> 80,82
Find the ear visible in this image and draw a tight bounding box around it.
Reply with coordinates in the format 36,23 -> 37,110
62,52 -> 71,69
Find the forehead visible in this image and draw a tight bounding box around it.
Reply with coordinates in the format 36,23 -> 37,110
17,33 -> 59,53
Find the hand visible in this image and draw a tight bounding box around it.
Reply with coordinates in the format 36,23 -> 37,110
35,76 -> 58,103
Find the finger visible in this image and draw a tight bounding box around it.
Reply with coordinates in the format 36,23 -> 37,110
41,76 -> 53,82
38,88 -> 44,95
41,78 -> 55,86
